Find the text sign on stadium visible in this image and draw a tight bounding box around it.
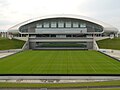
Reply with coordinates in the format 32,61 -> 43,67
35,28 -> 87,34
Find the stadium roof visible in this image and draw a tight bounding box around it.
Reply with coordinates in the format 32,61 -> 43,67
8,14 -> 119,33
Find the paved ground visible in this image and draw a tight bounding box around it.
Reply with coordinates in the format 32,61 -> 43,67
99,49 -> 120,60
0,79 -> 109,83
0,86 -> 120,90
0,76 -> 120,81
0,49 -> 22,59
107,53 -> 120,60
0,52 -> 15,59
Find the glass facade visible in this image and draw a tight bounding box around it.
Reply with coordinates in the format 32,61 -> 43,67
43,22 -> 49,28
51,22 -> 57,28
58,21 -> 64,28
80,23 -> 86,28
73,22 -> 79,28
19,18 -> 103,33
65,21 -> 71,28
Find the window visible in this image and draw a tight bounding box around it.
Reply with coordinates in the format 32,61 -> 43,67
51,22 -> 57,28
58,21 -> 64,28
80,23 -> 86,28
65,22 -> 71,28
43,22 -> 49,28
73,22 -> 79,28
36,23 -> 42,28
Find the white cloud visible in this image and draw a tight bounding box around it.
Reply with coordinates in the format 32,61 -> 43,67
0,0 -> 120,30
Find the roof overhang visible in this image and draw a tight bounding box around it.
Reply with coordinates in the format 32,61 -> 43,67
8,14 -> 119,34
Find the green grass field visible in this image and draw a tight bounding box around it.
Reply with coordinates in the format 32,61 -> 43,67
0,50 -> 120,74
0,38 -> 25,50
0,80 -> 120,88
97,38 -> 120,50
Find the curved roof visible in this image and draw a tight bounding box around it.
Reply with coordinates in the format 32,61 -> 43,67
8,14 -> 119,33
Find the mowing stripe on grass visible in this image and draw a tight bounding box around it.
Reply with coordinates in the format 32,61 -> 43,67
0,50 -> 120,74
89,64 -> 96,72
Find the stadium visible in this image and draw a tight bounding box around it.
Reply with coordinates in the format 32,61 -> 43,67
0,14 -> 119,75
0,14 -> 120,89
8,14 -> 119,50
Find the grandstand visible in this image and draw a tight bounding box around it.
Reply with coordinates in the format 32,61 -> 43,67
8,14 -> 119,50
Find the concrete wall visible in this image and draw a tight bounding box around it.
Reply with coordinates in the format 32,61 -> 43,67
28,38 -> 94,50
13,37 -> 28,41
94,37 -> 109,41
29,42 -> 36,49
87,42 -> 93,49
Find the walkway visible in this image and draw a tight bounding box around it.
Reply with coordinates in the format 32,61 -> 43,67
0,49 -> 22,59
0,52 -> 15,58
99,49 -> 120,60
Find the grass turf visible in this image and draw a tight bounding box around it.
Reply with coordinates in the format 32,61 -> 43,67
0,80 -> 120,88
97,38 -> 120,50
0,38 -> 25,50
0,50 -> 120,74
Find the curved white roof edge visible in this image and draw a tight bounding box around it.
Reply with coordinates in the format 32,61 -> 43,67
8,14 -> 118,33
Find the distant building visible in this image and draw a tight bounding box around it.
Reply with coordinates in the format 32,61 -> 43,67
8,14 -> 119,50
118,32 -> 120,37
0,31 -> 7,38
0,32 -> 1,37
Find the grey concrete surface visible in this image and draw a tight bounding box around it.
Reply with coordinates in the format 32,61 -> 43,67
0,76 -> 120,80
99,49 -> 120,60
0,49 -> 22,59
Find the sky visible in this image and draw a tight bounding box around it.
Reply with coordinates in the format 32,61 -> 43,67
0,0 -> 120,31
